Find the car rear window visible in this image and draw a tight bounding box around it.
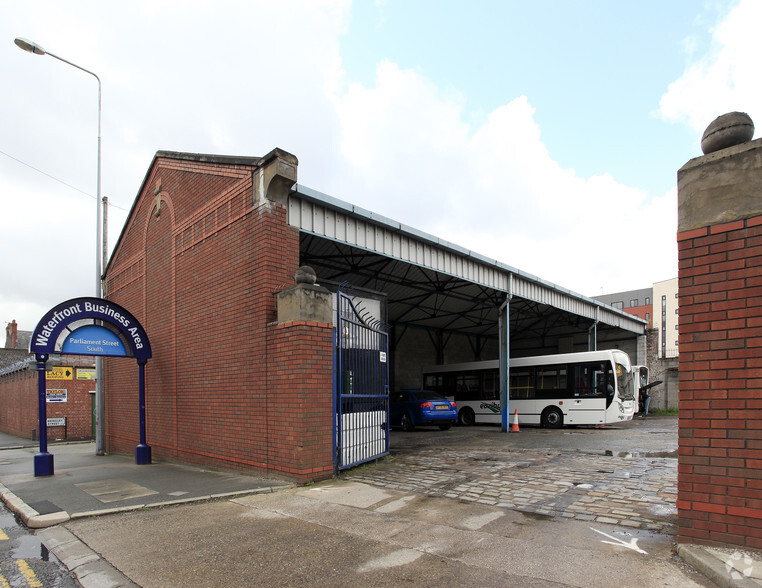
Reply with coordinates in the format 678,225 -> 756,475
414,390 -> 447,401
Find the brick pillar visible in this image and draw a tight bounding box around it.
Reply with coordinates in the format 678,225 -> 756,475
677,121 -> 762,549
268,266 -> 334,482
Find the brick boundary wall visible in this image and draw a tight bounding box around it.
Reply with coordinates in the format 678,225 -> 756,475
677,213 -> 762,549
0,363 -> 95,441
265,320 -> 335,483
0,369 -> 40,439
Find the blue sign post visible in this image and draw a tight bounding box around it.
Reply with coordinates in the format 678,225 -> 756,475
34,353 -> 53,476
30,297 -> 153,476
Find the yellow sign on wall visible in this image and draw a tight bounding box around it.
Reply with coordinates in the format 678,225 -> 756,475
46,366 -> 73,380
77,368 -> 96,380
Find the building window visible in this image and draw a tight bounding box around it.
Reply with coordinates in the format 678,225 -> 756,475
645,297 -> 651,305
612,301 -> 623,310
661,295 -> 667,358
630,299 -> 638,307
646,313 -> 650,321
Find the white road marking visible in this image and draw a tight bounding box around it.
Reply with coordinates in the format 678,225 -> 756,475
590,527 -> 648,554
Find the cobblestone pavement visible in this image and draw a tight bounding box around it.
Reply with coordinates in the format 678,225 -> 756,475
346,443 -> 678,534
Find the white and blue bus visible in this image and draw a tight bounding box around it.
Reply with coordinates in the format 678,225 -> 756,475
422,350 -> 637,428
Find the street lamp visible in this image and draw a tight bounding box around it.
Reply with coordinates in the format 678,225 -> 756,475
15,37 -> 106,456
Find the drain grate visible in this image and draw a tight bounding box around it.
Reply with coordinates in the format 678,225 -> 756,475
28,500 -> 63,515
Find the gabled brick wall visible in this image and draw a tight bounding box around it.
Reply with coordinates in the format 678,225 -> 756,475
104,150 -> 335,483
677,137 -> 762,549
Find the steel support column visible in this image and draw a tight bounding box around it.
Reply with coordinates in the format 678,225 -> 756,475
499,287 -> 512,432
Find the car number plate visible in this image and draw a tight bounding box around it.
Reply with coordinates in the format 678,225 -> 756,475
435,405 -> 449,410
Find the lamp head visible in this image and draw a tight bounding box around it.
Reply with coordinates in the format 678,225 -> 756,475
14,37 -> 46,55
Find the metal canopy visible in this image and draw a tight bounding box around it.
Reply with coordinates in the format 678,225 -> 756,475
290,185 -> 645,351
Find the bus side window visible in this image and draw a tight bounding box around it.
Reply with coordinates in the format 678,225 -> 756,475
594,368 -> 614,397
573,363 -> 600,397
444,374 -> 456,397
483,371 -> 499,400
456,374 -> 480,401
536,366 -> 567,398
509,370 -> 533,399
594,371 -> 606,395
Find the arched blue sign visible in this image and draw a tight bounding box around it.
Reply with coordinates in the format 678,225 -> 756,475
31,297 -> 151,361
29,297 -> 153,476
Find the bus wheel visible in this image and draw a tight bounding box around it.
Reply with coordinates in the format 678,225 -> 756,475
459,407 -> 475,426
541,407 -> 563,429
401,413 -> 415,432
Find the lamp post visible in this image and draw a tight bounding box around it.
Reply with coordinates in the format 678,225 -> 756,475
15,37 -> 106,456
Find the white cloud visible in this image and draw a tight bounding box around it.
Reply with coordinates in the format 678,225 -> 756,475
1,0 -> 351,329
11,0 -> 747,331
660,0 -> 761,135
328,61 -> 677,297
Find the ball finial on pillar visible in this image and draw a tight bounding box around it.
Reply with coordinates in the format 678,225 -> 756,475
294,266 -> 317,285
701,112 -> 754,155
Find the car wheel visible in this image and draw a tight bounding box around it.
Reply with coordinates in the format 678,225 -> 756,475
541,407 -> 563,429
438,424 -> 452,431
459,407 -> 475,426
401,413 -> 415,432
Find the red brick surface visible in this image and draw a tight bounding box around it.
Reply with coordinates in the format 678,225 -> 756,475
0,361 -> 95,441
104,155 -> 334,483
678,214 -> 762,550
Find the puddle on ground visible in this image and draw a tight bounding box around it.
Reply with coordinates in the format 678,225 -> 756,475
2,505 -> 58,563
12,534 -> 54,561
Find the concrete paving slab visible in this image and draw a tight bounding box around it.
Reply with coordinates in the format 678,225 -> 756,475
73,558 -> 140,588
295,480 -> 393,508
75,479 -> 159,503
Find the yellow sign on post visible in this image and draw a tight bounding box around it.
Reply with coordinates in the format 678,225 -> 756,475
46,366 -> 73,380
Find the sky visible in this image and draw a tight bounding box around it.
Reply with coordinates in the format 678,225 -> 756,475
1,0 -> 759,332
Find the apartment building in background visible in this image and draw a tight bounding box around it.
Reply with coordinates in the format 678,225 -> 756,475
653,278 -> 679,359
595,279 -> 678,359
593,287 -> 653,328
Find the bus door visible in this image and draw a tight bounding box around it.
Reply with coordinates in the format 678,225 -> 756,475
566,363 -> 607,425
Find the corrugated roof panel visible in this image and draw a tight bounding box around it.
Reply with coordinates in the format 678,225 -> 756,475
289,188 -> 645,335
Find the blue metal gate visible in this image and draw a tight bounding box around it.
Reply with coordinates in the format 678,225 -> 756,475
335,285 -> 390,471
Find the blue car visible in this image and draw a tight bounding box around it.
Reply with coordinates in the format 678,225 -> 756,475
390,389 -> 457,431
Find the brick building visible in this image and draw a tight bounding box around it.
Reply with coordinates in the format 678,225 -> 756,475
1,320 -> 96,441
103,149 -> 335,483
677,121 -> 762,550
